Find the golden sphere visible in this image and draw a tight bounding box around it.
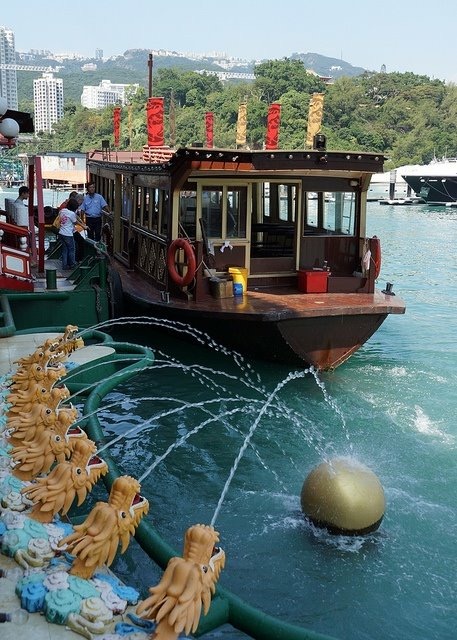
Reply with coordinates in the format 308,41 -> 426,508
300,457 -> 385,535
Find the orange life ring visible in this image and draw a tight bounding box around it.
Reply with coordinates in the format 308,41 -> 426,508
371,236 -> 382,279
167,238 -> 197,287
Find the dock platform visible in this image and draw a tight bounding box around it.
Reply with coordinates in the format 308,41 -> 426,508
0,332 -> 127,640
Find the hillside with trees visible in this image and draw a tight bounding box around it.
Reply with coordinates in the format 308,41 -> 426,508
13,57 -> 457,169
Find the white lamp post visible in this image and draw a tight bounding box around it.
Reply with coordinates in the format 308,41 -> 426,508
0,118 -> 20,138
0,97 -> 20,146
0,96 -> 8,116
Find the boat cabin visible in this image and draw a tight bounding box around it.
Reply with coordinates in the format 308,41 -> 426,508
87,147 -> 385,300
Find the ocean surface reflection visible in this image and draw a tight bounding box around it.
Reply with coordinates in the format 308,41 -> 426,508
92,202 -> 457,640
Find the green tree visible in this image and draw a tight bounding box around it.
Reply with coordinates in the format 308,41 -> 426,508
254,58 -> 326,103
14,64 -> 457,169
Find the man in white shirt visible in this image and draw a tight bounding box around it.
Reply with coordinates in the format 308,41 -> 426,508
13,186 -> 30,227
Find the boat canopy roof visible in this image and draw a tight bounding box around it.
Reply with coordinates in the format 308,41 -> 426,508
87,146 -> 386,180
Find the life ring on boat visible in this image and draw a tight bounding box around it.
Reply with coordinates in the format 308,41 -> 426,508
371,236 -> 382,279
167,238 -> 197,287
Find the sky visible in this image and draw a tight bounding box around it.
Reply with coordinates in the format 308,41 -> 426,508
1,0 -> 456,83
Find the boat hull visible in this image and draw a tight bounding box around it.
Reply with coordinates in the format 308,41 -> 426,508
122,287 -> 398,370
401,168 -> 457,204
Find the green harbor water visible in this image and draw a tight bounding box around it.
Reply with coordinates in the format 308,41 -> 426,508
92,201 -> 456,640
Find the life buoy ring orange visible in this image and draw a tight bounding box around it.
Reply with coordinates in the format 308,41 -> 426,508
371,236 -> 381,279
167,238 -> 197,287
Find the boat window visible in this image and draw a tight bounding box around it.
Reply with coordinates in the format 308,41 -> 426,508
132,187 -> 164,235
121,176 -> 132,220
279,184 -> 296,222
179,190 -> 197,238
201,186 -> 247,239
259,183 -> 296,222
262,183 -> 270,217
202,188 -> 223,237
250,182 -> 296,257
159,191 -> 169,237
147,188 -> 160,232
134,186 -> 142,225
227,187 -> 247,238
304,192 -> 355,235
108,178 -> 115,210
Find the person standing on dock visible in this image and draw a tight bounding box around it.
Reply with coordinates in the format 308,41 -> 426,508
80,181 -> 110,242
58,191 -> 79,211
58,198 -> 88,270
13,186 -> 30,227
58,191 -> 85,261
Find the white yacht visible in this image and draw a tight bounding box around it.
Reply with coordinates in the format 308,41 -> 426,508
400,157 -> 457,204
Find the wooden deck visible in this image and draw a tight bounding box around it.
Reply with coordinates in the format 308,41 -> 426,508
115,260 -> 406,321
112,260 -> 406,368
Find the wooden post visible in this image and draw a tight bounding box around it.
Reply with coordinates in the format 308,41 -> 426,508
34,156 -> 46,273
193,240 -> 206,302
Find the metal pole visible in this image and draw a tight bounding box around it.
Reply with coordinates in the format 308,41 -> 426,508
148,53 -> 153,98
35,156 -> 46,272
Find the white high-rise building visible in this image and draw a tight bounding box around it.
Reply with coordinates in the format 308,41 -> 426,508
81,79 -> 139,109
33,73 -> 64,133
0,26 -> 18,109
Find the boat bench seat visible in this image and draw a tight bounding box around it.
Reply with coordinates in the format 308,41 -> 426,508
251,223 -> 294,257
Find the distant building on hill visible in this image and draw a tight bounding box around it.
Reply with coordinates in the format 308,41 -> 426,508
33,72 -> 64,133
81,79 -> 140,109
0,25 -> 18,109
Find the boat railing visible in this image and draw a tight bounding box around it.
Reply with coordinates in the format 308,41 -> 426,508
0,219 -> 33,290
117,223 -> 168,288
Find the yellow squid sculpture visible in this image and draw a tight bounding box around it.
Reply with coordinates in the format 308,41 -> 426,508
7,405 -> 78,447
7,383 -> 70,414
58,475 -> 149,579
10,360 -> 66,392
10,409 -> 80,481
22,437 -> 108,522
136,524 -> 225,640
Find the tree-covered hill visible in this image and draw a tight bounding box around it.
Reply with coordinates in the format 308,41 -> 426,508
16,49 -> 367,105
13,57 -> 457,169
290,52 -> 366,78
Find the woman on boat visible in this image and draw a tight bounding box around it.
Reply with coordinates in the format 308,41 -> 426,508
58,198 -> 88,270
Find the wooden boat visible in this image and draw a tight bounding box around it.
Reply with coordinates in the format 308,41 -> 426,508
87,144 -> 405,369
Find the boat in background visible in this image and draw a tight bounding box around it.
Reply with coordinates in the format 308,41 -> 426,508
18,151 -> 87,191
367,167 -> 412,201
401,157 -> 457,204
86,142 -> 406,370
